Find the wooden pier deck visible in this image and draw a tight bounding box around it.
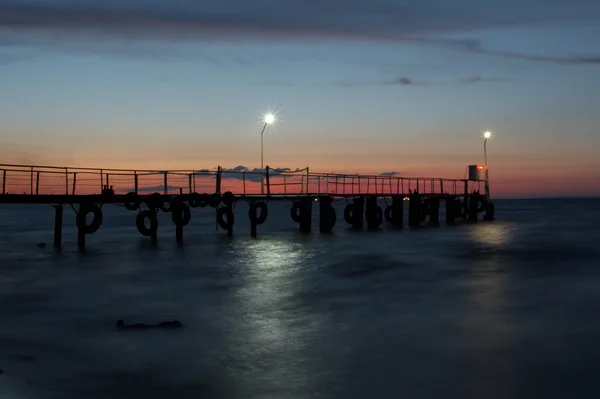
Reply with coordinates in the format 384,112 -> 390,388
0,163 -> 485,203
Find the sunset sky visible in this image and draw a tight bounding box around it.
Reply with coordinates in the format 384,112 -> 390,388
1,0 -> 599,198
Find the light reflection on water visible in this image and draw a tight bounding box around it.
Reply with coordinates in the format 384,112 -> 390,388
469,222 -> 513,246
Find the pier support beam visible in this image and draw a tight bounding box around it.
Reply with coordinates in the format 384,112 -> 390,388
53,204 -> 63,249
299,197 -> 312,233
248,201 -> 267,237
408,193 -> 422,227
319,196 -> 336,233
250,204 -> 258,237
77,226 -> 86,251
351,197 -> 364,229
428,198 -> 440,226
445,199 -> 458,225
483,201 -> 495,221
226,204 -> 234,237
391,196 -> 404,227
150,207 -> 158,243
365,196 -> 383,230
175,225 -> 183,244
467,194 -> 479,222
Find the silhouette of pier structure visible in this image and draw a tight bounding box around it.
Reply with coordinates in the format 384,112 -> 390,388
0,163 -> 495,250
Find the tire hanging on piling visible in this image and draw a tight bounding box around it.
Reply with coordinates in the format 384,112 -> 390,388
145,192 -> 162,210
136,210 -> 158,237
290,201 -> 302,223
222,191 -> 235,207
476,194 -> 487,213
420,198 -> 431,222
124,192 -> 140,211
160,199 -> 172,213
343,204 -> 353,225
189,192 -> 201,208
209,193 -> 221,208
216,206 -> 234,231
366,206 -> 383,228
76,203 -> 103,234
249,201 -> 268,225
171,200 -> 191,227
384,205 -> 393,223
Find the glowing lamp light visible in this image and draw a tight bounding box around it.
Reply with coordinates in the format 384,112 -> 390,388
483,131 -> 492,139
264,114 -> 275,124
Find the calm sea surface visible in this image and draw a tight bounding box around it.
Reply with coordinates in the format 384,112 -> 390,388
1,198 -> 600,398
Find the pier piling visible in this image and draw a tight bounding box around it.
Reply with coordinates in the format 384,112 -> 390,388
226,204 -> 233,237
319,196 -> 336,233
150,207 -> 158,243
483,201 -> 495,221
429,198 -> 440,226
365,196 -> 383,230
176,225 -> 183,244
53,204 -> 63,249
445,199 -> 457,225
349,197 -> 364,229
408,194 -> 421,227
77,226 -> 86,251
467,194 -> 479,222
391,196 -> 404,227
248,201 -> 268,237
299,198 -> 312,233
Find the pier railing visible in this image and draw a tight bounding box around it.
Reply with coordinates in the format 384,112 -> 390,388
0,164 -> 485,197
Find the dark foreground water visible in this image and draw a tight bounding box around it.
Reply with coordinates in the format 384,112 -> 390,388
1,198 -> 600,398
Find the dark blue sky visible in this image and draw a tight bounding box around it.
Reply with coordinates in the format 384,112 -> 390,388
1,0 -> 599,195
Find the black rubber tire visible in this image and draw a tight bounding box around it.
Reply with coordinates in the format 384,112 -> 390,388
145,192 -> 162,210
216,207 -> 234,230
384,205 -> 393,222
249,202 -> 268,225
209,193 -> 221,208
343,204 -> 353,225
136,210 -> 158,237
222,191 -> 235,206
189,192 -> 201,208
290,201 -> 301,223
124,192 -> 140,211
171,202 -> 191,227
76,203 -> 103,234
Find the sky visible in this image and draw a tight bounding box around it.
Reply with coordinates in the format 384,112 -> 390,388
1,0 -> 600,198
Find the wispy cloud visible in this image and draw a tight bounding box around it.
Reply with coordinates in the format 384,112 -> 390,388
1,1 -> 599,65
421,38 -> 600,65
337,74 -> 506,88
459,75 -> 507,84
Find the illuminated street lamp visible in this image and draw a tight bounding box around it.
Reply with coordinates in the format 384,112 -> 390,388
261,113 -> 275,194
483,131 -> 492,200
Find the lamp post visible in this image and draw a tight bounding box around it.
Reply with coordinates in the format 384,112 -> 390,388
261,113 -> 275,194
483,131 -> 492,200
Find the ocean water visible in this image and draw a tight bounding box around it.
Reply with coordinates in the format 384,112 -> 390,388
1,198 -> 600,398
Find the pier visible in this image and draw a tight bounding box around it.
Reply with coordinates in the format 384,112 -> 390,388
0,163 -> 495,250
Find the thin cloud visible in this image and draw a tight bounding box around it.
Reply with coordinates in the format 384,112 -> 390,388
460,75 -> 507,84
220,166 -> 307,182
339,75 -> 504,87
422,38 -> 600,65
338,76 -> 428,87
